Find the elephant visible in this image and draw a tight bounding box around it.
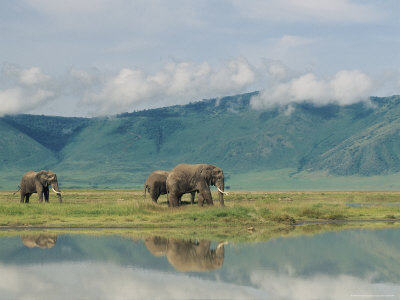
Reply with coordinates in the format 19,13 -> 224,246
144,170 -> 196,204
21,234 -> 57,249
144,236 -> 226,272
166,163 -> 227,207
20,170 -> 62,203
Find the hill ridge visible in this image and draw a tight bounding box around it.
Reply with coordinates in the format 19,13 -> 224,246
1,92 -> 400,189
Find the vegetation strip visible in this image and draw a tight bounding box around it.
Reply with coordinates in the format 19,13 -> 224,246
2,219 -> 400,230
2,190 -> 400,229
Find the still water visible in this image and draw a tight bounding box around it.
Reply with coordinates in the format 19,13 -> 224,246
1,228 -> 400,299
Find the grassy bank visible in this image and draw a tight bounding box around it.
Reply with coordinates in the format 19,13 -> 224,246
2,190 -> 400,231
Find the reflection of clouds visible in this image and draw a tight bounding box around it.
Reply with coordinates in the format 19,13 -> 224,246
0,263 -> 263,299
2,263 -> 400,299
250,270 -> 400,300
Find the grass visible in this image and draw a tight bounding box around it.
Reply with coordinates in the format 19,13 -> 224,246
2,189 -> 400,230
2,189 -> 400,242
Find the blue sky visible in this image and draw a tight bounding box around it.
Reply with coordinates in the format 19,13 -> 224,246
1,0 -> 400,116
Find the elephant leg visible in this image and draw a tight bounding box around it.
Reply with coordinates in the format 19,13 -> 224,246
151,190 -> 158,203
38,190 -> 44,202
20,193 -> 25,203
197,181 -> 213,206
26,194 -> 30,203
197,193 -> 204,206
169,192 -> 180,207
44,188 -> 50,202
190,191 -> 196,204
199,188 -> 213,206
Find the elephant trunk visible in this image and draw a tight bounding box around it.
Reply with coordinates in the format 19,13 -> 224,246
216,178 -> 225,206
209,241 -> 226,270
51,182 -> 62,203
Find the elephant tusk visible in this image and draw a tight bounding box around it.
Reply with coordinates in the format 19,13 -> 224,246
52,187 -> 61,195
217,187 -> 228,195
217,241 -> 228,250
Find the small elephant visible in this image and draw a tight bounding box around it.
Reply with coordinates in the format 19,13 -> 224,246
144,236 -> 226,272
21,234 -> 57,249
20,170 -> 62,203
144,170 -> 195,204
166,163 -> 227,207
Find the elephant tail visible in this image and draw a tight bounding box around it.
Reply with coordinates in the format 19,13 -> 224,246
8,186 -> 21,200
144,184 -> 147,198
12,186 -> 21,196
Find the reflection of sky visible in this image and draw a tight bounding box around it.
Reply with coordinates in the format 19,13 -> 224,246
1,262 -> 399,299
2,228 -> 400,299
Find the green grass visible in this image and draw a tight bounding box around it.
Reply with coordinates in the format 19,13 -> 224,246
2,189 -> 400,242
2,190 -> 400,230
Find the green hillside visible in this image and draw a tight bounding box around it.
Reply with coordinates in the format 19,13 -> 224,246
2,93 -> 400,190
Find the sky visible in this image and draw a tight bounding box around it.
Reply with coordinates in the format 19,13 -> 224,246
1,0 -> 400,117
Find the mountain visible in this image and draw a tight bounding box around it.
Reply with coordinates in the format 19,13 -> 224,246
1,92 -> 400,190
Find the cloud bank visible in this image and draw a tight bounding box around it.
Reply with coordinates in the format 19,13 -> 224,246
1,60 -> 399,117
0,59 -> 256,116
0,64 -> 57,116
81,58 -> 256,115
250,69 -> 374,110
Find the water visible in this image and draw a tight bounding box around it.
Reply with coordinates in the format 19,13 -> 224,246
1,228 -> 400,299
346,203 -> 400,208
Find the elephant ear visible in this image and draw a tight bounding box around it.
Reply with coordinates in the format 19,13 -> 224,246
200,166 -> 213,185
36,170 -> 49,186
48,172 -> 57,182
212,168 -> 223,181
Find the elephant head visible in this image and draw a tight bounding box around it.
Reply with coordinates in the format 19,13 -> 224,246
201,165 -> 226,206
144,236 -> 168,256
38,170 -> 62,202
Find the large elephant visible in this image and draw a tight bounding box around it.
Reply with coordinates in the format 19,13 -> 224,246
144,236 -> 226,272
166,163 -> 227,207
144,170 -> 195,204
20,170 -> 62,203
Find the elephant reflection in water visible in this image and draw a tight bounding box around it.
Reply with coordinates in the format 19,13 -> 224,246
144,237 -> 226,272
21,234 -> 57,249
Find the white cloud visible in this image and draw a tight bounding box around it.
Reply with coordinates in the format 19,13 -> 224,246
234,0 -> 383,23
250,69 -> 374,109
0,65 -> 56,116
2,61 -> 398,117
1,60 -> 256,117
82,58 -> 256,116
